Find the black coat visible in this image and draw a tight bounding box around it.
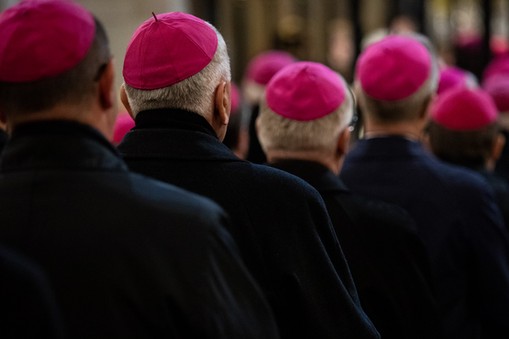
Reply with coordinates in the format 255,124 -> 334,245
271,159 -> 444,339
0,120 -> 279,339
495,129 -> 509,181
342,136 -> 509,339
0,245 -> 64,339
118,108 -> 380,339
479,170 -> 509,231
0,129 -> 7,154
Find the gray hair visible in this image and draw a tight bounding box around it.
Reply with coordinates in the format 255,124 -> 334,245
124,23 -> 231,118
356,33 -> 439,123
257,79 -> 354,153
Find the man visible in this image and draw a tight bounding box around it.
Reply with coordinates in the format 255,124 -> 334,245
0,1 -> 279,338
426,87 -> 509,229
483,74 -> 509,182
118,12 -> 379,339
341,34 -> 509,338
256,61 -> 444,339
222,82 -> 248,159
242,50 -> 297,163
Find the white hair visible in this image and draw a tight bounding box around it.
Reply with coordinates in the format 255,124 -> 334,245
257,78 -> 354,154
124,23 -> 231,118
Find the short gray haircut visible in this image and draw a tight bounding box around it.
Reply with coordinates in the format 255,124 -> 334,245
257,79 -> 354,153
355,33 -> 439,123
123,23 -> 231,117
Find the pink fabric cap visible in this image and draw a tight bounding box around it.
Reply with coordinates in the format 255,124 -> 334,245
438,66 -> 471,95
245,50 -> 297,86
113,113 -> 135,144
431,87 -> 498,131
230,82 -> 241,114
483,75 -> 509,113
123,12 -> 218,90
482,55 -> 509,84
0,0 -> 95,83
356,35 -> 432,101
266,61 -> 346,121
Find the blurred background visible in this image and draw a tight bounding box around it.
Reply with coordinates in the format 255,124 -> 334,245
1,0 -> 508,96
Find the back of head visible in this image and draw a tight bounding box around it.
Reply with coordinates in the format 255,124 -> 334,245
437,66 -> 478,96
257,61 -> 353,156
483,75 -> 509,115
483,55 -> 509,85
242,50 -> 297,105
122,12 -> 230,118
354,34 -> 438,123
0,0 -> 110,121
428,87 -> 500,168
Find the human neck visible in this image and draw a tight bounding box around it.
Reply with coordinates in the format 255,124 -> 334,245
363,119 -> 426,141
9,102 -> 109,140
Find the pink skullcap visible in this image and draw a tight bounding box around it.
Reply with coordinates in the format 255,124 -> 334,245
431,87 -> 498,131
230,82 -> 241,114
482,55 -> 509,84
483,75 -> 509,113
0,0 -> 95,83
123,12 -> 218,90
438,66 -> 471,95
266,61 -> 346,121
246,50 -> 297,85
113,113 -> 135,144
356,35 -> 432,101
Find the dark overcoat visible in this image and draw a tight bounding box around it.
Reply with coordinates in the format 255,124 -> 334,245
0,120 -> 279,339
341,136 -> 509,339
271,159 -> 444,339
0,245 -> 64,339
118,108 -> 380,339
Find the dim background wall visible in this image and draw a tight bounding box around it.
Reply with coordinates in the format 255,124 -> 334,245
2,0 -> 509,111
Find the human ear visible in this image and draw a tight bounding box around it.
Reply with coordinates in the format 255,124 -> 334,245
119,84 -> 135,119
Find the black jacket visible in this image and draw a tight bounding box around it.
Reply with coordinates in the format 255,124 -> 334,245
272,159 -> 444,339
342,136 -> 509,339
118,108 -> 380,339
0,245 -> 64,339
0,120 -> 278,339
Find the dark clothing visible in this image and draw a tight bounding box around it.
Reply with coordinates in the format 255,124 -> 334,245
0,120 -> 279,339
0,129 -> 7,153
495,129 -> 509,181
341,136 -> 509,339
441,156 -> 509,233
223,107 -> 242,150
246,105 -> 267,164
0,245 -> 64,339
271,159 -> 444,339
480,171 -> 509,230
118,108 -> 380,339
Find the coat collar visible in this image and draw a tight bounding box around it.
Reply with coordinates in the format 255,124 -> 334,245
350,136 -> 426,159
270,159 -> 350,194
0,120 -> 127,172
119,108 -> 243,162
135,108 -> 218,138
